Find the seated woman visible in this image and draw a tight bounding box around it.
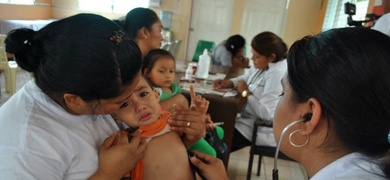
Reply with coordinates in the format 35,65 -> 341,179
213,31 -> 288,152
211,34 -> 248,68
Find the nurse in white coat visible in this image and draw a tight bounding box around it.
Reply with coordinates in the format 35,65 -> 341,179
274,28 -> 389,179
0,13 -> 206,180
213,31 -> 288,151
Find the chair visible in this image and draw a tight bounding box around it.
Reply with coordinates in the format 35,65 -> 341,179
192,40 -> 215,62
246,118 -> 295,180
0,34 -> 20,95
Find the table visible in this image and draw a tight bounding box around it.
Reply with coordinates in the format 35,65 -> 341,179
177,64 -> 245,167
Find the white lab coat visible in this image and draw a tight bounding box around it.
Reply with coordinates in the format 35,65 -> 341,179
311,152 -> 386,180
232,59 -> 287,146
0,81 -> 118,179
372,13 -> 390,36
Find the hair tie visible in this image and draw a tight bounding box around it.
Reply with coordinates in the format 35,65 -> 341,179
23,39 -> 32,46
230,44 -> 234,49
109,30 -> 125,45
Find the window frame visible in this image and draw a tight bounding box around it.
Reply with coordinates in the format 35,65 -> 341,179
78,0 -> 150,14
322,0 -> 369,31
0,0 -> 35,5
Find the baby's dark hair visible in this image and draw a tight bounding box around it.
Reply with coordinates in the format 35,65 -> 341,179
142,49 -> 175,74
140,74 -> 154,89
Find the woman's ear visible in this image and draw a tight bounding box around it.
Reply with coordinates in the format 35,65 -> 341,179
63,93 -> 87,114
143,68 -> 149,75
268,53 -> 276,62
64,93 -> 82,107
139,27 -> 149,40
299,98 -> 322,135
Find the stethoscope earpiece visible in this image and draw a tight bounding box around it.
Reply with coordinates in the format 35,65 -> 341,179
303,113 -> 313,122
273,116 -> 309,180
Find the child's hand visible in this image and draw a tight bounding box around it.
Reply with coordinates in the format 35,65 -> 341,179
205,114 -> 216,131
189,85 -> 209,114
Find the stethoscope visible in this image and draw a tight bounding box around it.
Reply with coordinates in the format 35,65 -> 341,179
273,114 -> 312,180
248,69 -> 266,92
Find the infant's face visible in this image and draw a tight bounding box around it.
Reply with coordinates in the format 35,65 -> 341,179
114,77 -> 161,127
146,57 -> 175,89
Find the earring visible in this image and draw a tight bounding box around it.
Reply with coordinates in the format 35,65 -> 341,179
289,130 -> 309,147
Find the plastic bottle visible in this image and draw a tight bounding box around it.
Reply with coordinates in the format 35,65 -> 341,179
185,64 -> 193,79
196,49 -> 211,79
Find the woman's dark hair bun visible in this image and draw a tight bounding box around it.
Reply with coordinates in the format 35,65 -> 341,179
225,34 -> 245,55
5,28 -> 40,72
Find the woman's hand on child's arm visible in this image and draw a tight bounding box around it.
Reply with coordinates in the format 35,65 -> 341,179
168,86 -> 210,148
168,104 -> 206,148
89,130 -> 146,180
189,85 -> 209,114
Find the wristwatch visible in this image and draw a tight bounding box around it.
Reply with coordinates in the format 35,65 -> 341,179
241,90 -> 249,98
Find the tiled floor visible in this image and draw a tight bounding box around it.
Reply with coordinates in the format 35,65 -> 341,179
0,70 -> 308,180
228,146 -> 307,180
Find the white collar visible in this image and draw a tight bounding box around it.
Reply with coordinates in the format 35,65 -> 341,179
310,152 -> 385,180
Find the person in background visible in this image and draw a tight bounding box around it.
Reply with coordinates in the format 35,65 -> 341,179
372,0 -> 390,36
142,49 -> 223,157
117,7 -> 187,113
123,7 -> 164,57
121,8 -> 219,141
211,34 -> 249,68
275,27 -> 390,179
213,31 -> 288,152
0,13 -> 146,179
142,49 -> 187,108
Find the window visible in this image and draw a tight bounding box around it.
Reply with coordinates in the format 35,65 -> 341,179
322,0 -> 369,31
78,0 -> 149,14
0,0 -> 34,5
